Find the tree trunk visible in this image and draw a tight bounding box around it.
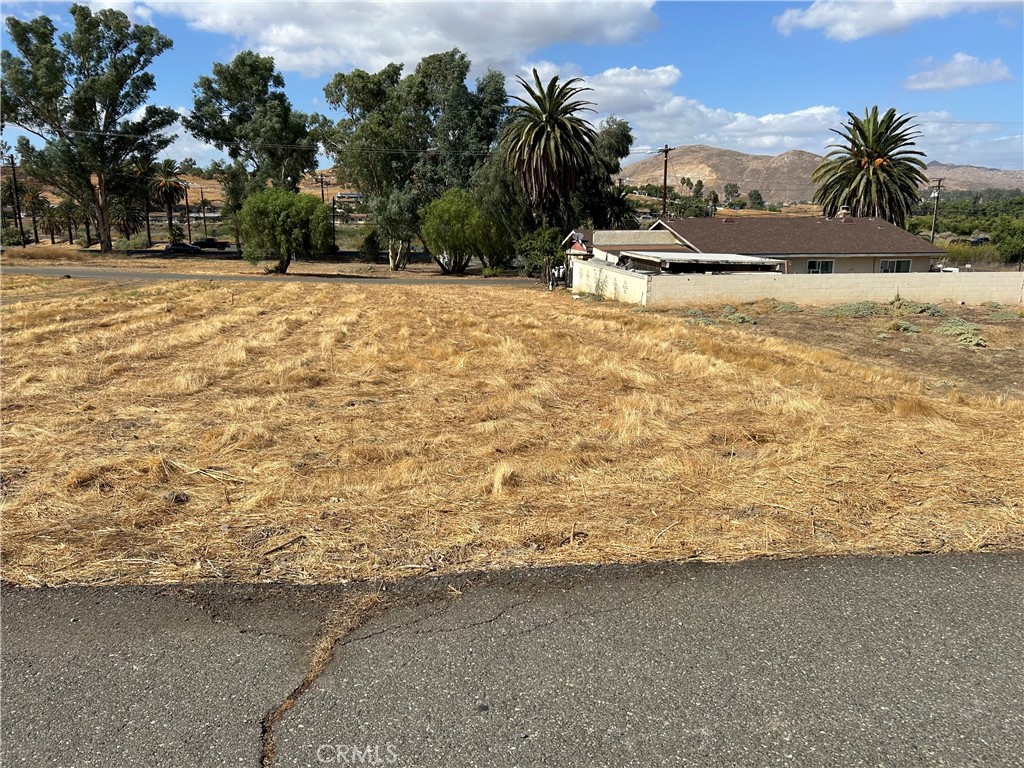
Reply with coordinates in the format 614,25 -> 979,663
66,219 -> 74,245
144,198 -> 152,247
269,253 -> 292,274
388,239 -> 411,271
92,181 -> 114,253
30,212 -> 39,244
83,217 -> 92,247
49,230 -> 56,245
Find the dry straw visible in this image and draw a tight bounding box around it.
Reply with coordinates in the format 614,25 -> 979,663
1,275 -> 1021,586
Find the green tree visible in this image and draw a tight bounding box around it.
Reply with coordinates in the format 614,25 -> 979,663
128,155 -> 157,247
570,116 -> 636,229
20,186 -> 49,243
321,50 -> 506,267
185,51 -> 317,211
237,188 -> 330,274
501,69 -> 597,226
150,160 -> 187,242
1,4 -> 177,252
38,204 -> 63,244
812,107 -> 929,228
748,189 -> 765,209
420,189 -> 481,274
723,183 -> 740,206
467,157 -> 531,269
515,226 -> 564,279
991,215 -> 1024,267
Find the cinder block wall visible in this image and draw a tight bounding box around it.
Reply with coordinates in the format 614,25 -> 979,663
572,261 -> 651,305
647,273 -> 1024,307
572,260 -> 1024,307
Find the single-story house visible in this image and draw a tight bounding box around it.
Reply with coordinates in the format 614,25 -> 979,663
562,228 -> 594,258
586,229 -> 782,274
650,215 -> 945,274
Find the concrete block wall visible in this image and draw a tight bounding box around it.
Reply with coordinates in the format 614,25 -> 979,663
572,260 -> 651,305
645,272 -> 1024,307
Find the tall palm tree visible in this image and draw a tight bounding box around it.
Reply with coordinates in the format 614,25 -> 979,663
109,199 -> 147,240
54,199 -> 78,245
20,187 -> 50,244
812,107 -> 929,228
501,69 -> 597,226
150,159 -> 187,242
39,205 -> 63,244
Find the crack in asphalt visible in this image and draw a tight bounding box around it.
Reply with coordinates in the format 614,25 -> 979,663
259,592 -> 383,768
254,570 -> 685,766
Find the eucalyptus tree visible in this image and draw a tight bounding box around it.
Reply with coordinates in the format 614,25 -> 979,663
320,49 -> 506,269
500,69 -> 597,226
1,4 -> 177,252
812,107 -> 929,228
185,50 -> 318,213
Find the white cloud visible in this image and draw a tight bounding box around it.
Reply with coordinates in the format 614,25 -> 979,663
774,1 -> 1017,41
904,53 -> 1013,90
140,0 -> 658,77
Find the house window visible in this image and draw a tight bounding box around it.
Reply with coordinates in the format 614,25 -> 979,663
880,259 -> 911,273
807,260 -> 834,274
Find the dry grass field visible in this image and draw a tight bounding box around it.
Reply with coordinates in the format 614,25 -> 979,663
1,275 -> 1022,587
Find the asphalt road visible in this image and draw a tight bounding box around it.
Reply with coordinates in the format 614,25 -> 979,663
0,264 -> 535,287
2,554 -> 1023,767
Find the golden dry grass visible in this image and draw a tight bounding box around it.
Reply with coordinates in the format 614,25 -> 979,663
1,275 -> 1022,586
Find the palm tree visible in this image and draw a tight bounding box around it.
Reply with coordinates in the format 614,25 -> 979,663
501,69 -> 597,226
20,187 -> 50,244
39,205 -> 63,244
812,107 -> 929,228
54,199 -> 78,245
150,159 -> 187,242
109,199 -> 147,240
129,156 -> 159,246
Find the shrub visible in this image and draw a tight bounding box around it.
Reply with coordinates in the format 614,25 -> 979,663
886,320 -> 920,333
819,301 -> 889,318
482,266 -> 505,278
358,229 -> 383,262
891,298 -> 944,317
2,226 -> 27,247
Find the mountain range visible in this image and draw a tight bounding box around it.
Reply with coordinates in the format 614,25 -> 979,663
618,145 -> 1024,205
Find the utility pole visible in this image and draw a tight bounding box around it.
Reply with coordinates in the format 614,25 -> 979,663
660,145 -> 672,219
7,155 -> 27,248
929,178 -> 944,243
317,173 -> 326,203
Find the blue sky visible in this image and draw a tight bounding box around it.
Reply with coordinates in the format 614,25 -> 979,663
3,1 -> 1023,170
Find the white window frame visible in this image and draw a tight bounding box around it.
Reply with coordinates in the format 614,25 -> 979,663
807,259 -> 834,274
879,259 -> 911,273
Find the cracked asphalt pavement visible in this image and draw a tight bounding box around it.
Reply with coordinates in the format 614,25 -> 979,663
2,554 -> 1022,767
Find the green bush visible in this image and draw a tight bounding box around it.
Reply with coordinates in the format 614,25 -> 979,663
358,229 -> 383,262
1,226 -> 27,247
818,301 -> 889,318
113,233 -> 153,251
892,298 -> 944,317
482,266 -> 505,278
515,227 -> 563,278
935,317 -> 980,336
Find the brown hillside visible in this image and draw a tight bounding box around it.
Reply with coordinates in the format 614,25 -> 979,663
619,145 -> 1024,205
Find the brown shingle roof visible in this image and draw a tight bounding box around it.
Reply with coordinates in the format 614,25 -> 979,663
654,217 -> 945,256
